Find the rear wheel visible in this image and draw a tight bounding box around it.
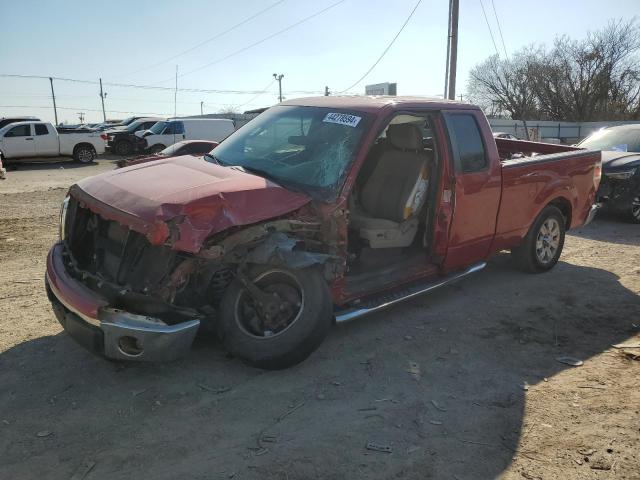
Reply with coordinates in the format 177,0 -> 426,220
114,140 -> 133,156
218,265 -> 333,370
512,205 -> 566,273
73,145 -> 95,164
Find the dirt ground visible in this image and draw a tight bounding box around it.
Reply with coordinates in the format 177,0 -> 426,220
0,158 -> 639,480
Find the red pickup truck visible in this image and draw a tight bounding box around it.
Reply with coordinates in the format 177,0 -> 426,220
45,97 -> 601,369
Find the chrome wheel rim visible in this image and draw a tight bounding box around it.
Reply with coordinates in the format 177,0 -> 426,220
78,148 -> 93,162
632,194 -> 640,220
234,270 -> 304,339
535,218 -> 560,264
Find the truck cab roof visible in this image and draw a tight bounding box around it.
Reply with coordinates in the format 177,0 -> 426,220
280,95 -> 478,114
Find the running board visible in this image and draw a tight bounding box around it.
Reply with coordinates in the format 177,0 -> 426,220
334,262 -> 487,323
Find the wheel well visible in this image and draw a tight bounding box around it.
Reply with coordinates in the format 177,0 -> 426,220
548,197 -> 572,228
74,142 -> 95,153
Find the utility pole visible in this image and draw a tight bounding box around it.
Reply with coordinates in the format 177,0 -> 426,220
99,78 -> 107,122
459,94 -> 463,102
273,73 -> 284,102
49,77 -> 59,126
444,0 -> 453,98
324,86 -> 331,96
447,0 -> 459,100
200,101 -> 204,115
77,112 -> 85,124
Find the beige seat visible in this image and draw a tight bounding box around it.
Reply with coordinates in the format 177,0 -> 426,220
350,123 -> 430,249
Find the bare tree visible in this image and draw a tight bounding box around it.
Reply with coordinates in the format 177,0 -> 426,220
468,48 -> 541,119
468,18 -> 640,121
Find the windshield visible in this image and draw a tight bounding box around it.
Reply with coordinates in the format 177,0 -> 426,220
160,142 -> 186,155
209,106 -> 370,200
149,121 -> 166,134
120,116 -> 136,126
125,120 -> 143,133
579,127 -> 640,152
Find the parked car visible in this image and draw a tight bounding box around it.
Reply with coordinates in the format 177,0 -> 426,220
577,124 -> 640,223
45,96 -> 600,369
493,131 -> 518,140
0,116 -> 40,129
116,140 -> 219,168
134,118 -> 234,152
105,117 -> 164,155
0,121 -> 105,163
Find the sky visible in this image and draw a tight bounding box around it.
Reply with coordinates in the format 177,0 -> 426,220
0,0 -> 638,124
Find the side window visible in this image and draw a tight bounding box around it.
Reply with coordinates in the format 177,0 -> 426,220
446,114 -> 488,173
142,122 -> 155,129
35,124 -> 49,135
5,124 -> 31,137
163,122 -> 184,135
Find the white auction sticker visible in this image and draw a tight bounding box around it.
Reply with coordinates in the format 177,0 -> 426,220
323,112 -> 362,128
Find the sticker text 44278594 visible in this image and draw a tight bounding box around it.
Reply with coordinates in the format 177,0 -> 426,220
322,112 -> 362,128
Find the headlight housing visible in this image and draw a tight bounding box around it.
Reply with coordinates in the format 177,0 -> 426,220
605,167 -> 637,180
59,196 -> 70,240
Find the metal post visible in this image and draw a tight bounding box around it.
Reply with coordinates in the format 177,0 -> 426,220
200,101 -> 204,115
49,77 -> 58,126
447,0 -> 459,100
273,73 -> 284,102
174,66 -> 178,119
99,78 -> 107,122
444,0 -> 453,98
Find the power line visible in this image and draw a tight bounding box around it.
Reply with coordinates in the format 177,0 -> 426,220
0,73 -> 291,95
490,0 -> 509,59
235,79 -> 277,109
338,0 -> 422,94
479,0 -> 500,58
158,0 -> 347,83
121,0 -> 286,77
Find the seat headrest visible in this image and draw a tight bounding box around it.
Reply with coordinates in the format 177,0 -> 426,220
387,124 -> 423,150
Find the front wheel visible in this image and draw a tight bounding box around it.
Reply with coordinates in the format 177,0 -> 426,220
148,144 -> 166,154
625,191 -> 640,224
512,205 -> 566,273
218,266 -> 333,370
73,145 -> 96,163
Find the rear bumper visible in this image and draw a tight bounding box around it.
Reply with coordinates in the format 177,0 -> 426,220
45,243 -> 199,362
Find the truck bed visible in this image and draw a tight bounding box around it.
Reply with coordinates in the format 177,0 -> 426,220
493,138 -> 600,251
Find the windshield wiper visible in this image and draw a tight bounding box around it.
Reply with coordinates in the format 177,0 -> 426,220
204,152 -> 227,166
234,165 -> 286,186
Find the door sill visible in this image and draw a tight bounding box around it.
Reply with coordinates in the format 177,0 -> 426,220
334,262 -> 486,323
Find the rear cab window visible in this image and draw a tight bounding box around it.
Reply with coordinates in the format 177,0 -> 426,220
35,124 -> 49,135
444,114 -> 488,173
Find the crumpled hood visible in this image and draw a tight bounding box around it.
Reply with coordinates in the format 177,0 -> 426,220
72,155 -> 311,253
601,151 -> 640,169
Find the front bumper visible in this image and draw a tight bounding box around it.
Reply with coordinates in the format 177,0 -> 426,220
583,203 -> 600,226
45,243 -> 199,362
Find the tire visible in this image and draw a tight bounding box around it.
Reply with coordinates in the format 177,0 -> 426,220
114,140 -> 133,156
149,144 -> 166,154
512,205 -> 566,273
625,190 -> 640,224
218,265 -> 333,370
73,145 -> 96,164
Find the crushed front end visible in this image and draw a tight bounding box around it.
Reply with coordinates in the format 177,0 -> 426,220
45,196 -> 208,361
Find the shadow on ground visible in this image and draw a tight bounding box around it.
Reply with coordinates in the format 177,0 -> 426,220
569,213 -> 640,247
1,256 -> 638,479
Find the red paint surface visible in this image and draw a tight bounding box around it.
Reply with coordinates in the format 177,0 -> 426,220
73,155 -> 311,253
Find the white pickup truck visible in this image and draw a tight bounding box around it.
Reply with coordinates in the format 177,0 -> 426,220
0,121 -> 105,164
